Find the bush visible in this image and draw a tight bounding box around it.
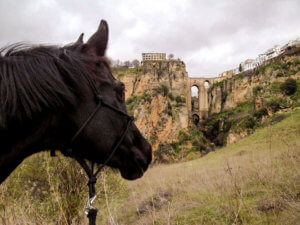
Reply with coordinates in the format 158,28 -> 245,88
240,115 -> 256,129
178,130 -> 190,144
154,84 -> 169,96
154,143 -> 174,163
269,82 -> 281,93
191,139 -> 205,151
167,92 -> 174,100
214,132 -> 226,146
292,58 -> 300,67
253,107 -> 268,118
141,92 -> 152,103
280,78 -> 297,95
167,102 -> 172,116
276,72 -> 284,77
253,86 -> 262,95
126,95 -> 138,105
175,95 -> 185,103
265,98 -> 281,112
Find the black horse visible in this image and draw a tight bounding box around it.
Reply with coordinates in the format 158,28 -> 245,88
0,20 -> 152,184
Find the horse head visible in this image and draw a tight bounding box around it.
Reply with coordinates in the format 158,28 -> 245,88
65,20 -> 152,180
0,20 -> 152,183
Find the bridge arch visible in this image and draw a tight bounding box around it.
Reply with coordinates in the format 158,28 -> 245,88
204,80 -> 210,88
191,85 -> 199,112
187,77 -> 216,124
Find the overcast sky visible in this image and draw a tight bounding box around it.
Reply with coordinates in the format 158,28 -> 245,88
0,0 -> 299,77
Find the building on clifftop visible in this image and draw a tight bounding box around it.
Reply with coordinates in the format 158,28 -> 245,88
142,53 -> 166,61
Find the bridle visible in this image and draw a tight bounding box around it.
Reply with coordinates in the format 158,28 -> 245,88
70,65 -> 134,225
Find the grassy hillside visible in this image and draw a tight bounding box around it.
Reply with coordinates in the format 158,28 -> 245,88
1,109 -> 299,224
105,109 -> 300,224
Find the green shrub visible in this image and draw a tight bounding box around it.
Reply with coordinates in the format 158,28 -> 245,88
191,139 -> 205,151
167,92 -> 174,100
276,72 -> 284,77
269,82 -> 282,93
253,86 -> 262,95
170,142 -> 180,153
154,84 -> 169,96
280,78 -> 297,95
271,62 -> 282,70
257,66 -> 266,74
175,95 -> 185,103
265,98 -> 281,112
292,58 -> 300,67
240,115 -> 256,129
154,143 -> 175,163
149,133 -> 158,145
253,107 -> 268,118
214,132 -> 227,146
126,95 -> 137,105
178,130 -> 190,144
141,92 -> 152,103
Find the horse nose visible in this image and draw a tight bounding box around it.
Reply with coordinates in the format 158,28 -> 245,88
131,125 -> 152,165
146,143 -> 152,164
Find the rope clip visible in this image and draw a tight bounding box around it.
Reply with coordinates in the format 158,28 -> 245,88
84,195 -> 97,215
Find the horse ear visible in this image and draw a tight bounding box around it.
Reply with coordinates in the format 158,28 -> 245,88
85,20 -> 109,56
76,33 -> 84,45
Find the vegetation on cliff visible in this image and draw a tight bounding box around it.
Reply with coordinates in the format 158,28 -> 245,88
113,52 -> 300,163
204,51 -> 300,147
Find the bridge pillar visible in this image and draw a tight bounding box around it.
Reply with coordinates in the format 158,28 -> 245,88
187,77 -> 215,124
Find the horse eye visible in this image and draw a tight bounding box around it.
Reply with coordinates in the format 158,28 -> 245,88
115,82 -> 125,101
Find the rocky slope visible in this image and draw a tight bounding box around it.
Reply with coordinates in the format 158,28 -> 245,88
114,60 -> 190,162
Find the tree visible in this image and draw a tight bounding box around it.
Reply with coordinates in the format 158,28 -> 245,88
132,59 -> 140,68
239,63 -> 242,72
124,60 -> 131,68
280,78 -> 297,95
112,59 -> 121,68
168,53 -> 174,60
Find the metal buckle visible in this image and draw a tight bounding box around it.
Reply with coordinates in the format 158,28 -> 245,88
84,195 -> 97,215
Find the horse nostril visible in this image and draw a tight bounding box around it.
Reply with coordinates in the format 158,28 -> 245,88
147,144 -> 152,164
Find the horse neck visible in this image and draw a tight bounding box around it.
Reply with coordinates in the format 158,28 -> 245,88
0,113 -> 69,184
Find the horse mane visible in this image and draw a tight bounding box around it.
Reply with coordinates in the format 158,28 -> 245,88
0,43 -> 101,127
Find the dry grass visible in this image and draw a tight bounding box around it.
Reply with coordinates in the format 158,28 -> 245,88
111,110 -> 300,224
0,110 -> 299,224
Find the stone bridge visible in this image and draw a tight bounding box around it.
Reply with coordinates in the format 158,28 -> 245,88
186,77 -> 219,124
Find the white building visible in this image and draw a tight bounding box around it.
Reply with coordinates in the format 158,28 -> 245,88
231,38 -> 299,75
264,45 -> 281,60
142,53 -> 166,61
281,37 -> 300,51
241,59 -> 255,71
257,53 -> 266,65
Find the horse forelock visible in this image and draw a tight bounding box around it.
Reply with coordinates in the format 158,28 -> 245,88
0,43 -> 105,127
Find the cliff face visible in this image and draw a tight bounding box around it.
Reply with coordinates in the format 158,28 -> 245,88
205,51 -> 300,146
208,52 -> 300,114
116,60 -> 189,159
113,50 -> 300,162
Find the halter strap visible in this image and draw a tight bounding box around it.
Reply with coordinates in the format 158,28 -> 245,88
68,68 -> 134,225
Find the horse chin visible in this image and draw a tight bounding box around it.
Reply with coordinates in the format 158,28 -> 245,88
119,166 -> 144,180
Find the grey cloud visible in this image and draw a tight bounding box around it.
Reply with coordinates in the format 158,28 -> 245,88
0,0 -> 299,77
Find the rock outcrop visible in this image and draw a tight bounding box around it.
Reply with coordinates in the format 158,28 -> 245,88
117,60 -> 189,154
